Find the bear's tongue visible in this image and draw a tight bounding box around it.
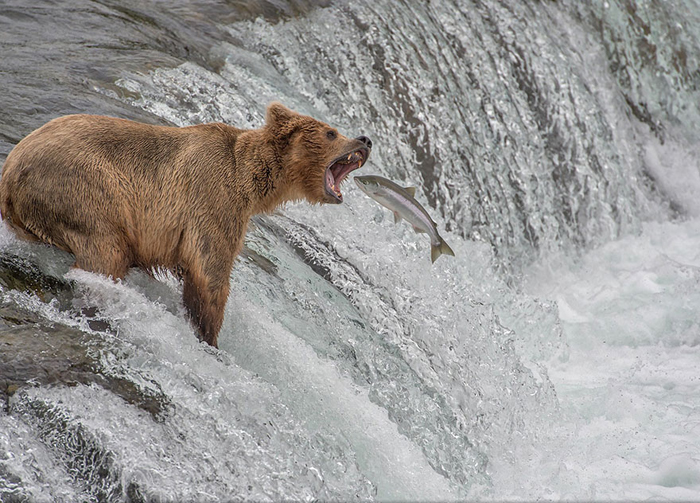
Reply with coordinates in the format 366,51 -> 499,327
326,151 -> 364,201
326,169 -> 342,199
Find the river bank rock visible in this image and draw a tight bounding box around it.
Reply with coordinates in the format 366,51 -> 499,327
0,252 -> 169,418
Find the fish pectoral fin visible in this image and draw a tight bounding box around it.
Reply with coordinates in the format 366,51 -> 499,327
413,225 -> 428,234
404,186 -> 417,197
393,212 -> 402,224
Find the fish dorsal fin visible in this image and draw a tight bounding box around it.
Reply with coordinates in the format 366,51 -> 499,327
404,186 -> 417,197
393,211 -> 402,224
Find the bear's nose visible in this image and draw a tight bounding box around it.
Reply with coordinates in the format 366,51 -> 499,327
356,136 -> 372,150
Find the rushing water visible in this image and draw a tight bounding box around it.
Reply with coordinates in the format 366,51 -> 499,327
1,0 -> 700,501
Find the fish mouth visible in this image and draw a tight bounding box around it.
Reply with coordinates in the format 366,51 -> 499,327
324,147 -> 369,204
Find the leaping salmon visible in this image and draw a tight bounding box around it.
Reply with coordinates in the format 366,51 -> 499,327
354,175 -> 455,263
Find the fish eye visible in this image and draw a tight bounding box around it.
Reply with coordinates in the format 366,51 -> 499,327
326,130 -> 337,140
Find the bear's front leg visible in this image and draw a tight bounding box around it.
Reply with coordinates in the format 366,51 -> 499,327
181,252 -> 234,348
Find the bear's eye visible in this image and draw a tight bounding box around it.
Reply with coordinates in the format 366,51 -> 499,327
326,130 -> 337,140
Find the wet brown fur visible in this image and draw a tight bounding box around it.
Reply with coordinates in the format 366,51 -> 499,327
0,103 -> 370,347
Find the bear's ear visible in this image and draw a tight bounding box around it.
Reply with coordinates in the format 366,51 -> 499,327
266,102 -> 297,127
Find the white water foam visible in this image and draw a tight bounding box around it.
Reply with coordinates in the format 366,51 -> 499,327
520,216 -> 700,500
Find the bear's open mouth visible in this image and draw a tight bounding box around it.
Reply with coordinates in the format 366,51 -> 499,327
325,148 -> 368,203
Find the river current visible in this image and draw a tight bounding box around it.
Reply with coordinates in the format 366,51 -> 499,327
1,0 -> 700,501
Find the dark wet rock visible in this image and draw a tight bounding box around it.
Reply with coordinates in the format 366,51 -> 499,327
0,314 -> 169,420
0,253 -> 72,300
9,390 -> 149,503
0,252 -> 170,420
0,250 -> 170,501
0,463 -> 29,503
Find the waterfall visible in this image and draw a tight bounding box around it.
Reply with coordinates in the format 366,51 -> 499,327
2,0 -> 700,501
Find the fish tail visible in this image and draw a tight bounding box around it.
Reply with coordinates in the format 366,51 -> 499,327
431,237 -> 455,263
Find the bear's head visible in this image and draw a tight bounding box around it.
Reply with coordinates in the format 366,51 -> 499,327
265,103 -> 372,205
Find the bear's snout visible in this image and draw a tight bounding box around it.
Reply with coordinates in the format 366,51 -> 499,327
356,136 -> 372,150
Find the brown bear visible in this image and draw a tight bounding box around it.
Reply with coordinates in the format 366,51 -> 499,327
0,103 -> 372,348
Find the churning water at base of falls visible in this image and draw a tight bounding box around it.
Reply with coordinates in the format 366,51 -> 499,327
2,0 -> 700,501
523,217 -> 700,500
